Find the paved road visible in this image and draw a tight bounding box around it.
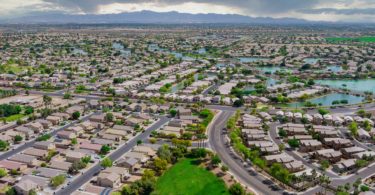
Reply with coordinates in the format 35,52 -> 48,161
0,112 -> 98,161
56,116 -> 171,195
208,111 -> 285,195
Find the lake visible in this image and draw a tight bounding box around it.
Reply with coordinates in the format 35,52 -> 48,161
257,66 -> 291,74
287,93 -> 364,107
239,57 -> 270,63
316,79 -> 375,94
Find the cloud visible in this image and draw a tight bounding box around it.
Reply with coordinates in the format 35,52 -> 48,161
299,8 -> 375,15
2,0 -> 375,22
41,0 -> 320,15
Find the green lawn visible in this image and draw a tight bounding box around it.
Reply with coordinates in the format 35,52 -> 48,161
4,113 -> 26,122
153,159 -> 229,195
326,36 -> 375,43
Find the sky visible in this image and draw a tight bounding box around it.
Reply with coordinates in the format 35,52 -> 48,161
1,0 -> 375,22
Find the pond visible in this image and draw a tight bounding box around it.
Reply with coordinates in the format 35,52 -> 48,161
326,65 -> 342,73
113,42 -> 131,56
303,58 -> 319,64
72,48 -> 87,55
239,57 -> 270,63
316,79 -> 375,94
287,93 -> 364,107
257,66 -> 291,74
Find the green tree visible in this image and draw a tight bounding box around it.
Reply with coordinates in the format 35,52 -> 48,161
43,95 -> 52,108
71,138 -> 77,145
229,183 -> 246,195
105,113 -> 114,122
320,159 -> 330,170
211,154 -> 221,167
349,122 -> 359,136
50,175 -> 66,187
101,157 -> 113,168
14,135 -> 23,143
157,144 -> 172,162
72,111 -> 80,120
152,157 -> 168,174
288,138 -> 300,148
318,108 -> 330,116
100,145 -> 111,154
0,168 -> 7,177
169,109 -> 177,117
63,93 -> 71,99
24,106 -> 34,115
0,140 -> 8,151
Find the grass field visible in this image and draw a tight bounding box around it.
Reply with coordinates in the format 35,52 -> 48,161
326,36 -> 375,43
153,158 -> 229,195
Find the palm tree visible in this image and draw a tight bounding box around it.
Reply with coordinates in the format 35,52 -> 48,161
319,174 -> 331,195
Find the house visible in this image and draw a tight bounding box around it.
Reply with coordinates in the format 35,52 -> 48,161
90,114 -> 106,123
49,160 -> 72,171
14,179 -> 40,195
34,141 -> 56,150
66,151 -> 86,163
14,126 -> 34,139
36,119 -> 52,129
299,140 -> 323,152
132,145 -> 157,158
313,149 -> 342,163
79,142 -> 102,153
333,159 -> 356,173
35,167 -> 64,178
341,147 -> 366,158
8,154 -> 38,167
25,122 -> 44,133
22,148 -> 48,159
97,167 -> 129,188
284,161 -> 305,173
57,130 -> 77,139
116,158 -> 140,172
46,116 -> 62,125
0,160 -> 27,171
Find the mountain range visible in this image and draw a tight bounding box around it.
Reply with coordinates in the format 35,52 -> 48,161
0,11 -> 310,24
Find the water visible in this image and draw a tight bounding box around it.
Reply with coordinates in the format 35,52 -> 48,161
113,42 -> 131,56
303,58 -> 319,64
326,65 -> 342,73
72,48 -> 87,55
171,52 -> 183,59
287,93 -> 364,107
239,57 -> 270,63
316,79 -> 375,94
171,83 -> 184,93
216,63 -> 227,68
197,48 -> 206,54
257,66 -> 291,74
266,78 -> 278,87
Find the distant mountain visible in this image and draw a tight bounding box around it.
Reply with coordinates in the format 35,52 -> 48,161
0,11 -> 309,24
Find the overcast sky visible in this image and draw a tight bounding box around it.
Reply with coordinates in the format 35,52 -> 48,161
2,0 -> 375,22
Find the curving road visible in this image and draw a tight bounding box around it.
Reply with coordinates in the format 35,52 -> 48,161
208,110 -> 285,195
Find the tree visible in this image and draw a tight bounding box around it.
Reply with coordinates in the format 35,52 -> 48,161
24,106 -> 34,115
288,138 -> 300,148
101,157 -> 113,168
320,159 -> 330,170
229,183 -> 246,195
14,135 -> 23,143
211,154 -> 221,167
100,145 -> 111,154
152,157 -> 168,174
50,175 -> 66,187
137,140 -> 142,145
169,109 -> 177,117
233,99 -> 244,107
105,113 -> 114,122
71,138 -> 77,145
68,160 -> 87,174
5,187 -> 16,195
63,93 -> 71,99
190,148 -> 207,159
81,156 -> 91,164
43,95 -> 52,108
0,168 -> 7,177
318,108 -> 330,116
349,122 -> 359,136
278,128 -> 287,137
72,111 -> 80,120
157,144 -> 172,162
0,140 -> 8,151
